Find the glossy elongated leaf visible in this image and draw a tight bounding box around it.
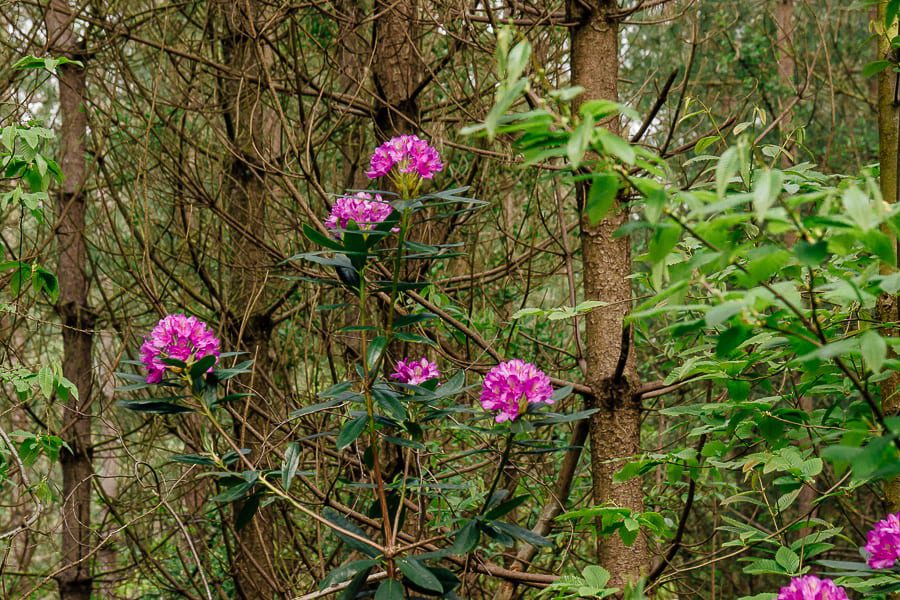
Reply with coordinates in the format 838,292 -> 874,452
117,400 -> 193,414
492,521 -> 552,547
320,559 -> 378,590
374,579 -> 403,600
290,398 -> 344,418
367,336 -> 387,371
451,520 -> 480,554
336,415 -> 368,451
339,565 -> 374,600
322,508 -> 380,558
190,354 -> 217,378
303,222 -> 345,251
398,558 -> 443,593
282,441 -> 301,490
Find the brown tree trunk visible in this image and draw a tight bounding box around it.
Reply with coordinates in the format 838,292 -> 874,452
569,0 -> 649,585
216,2 -> 281,597
46,2 -> 94,598
877,2 -> 900,512
372,0 -> 420,138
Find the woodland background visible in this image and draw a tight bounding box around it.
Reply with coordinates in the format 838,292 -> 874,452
0,0 -> 897,599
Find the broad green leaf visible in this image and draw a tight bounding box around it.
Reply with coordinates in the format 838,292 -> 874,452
752,169 -> 783,222
860,330 -> 887,374
586,174 -> 620,225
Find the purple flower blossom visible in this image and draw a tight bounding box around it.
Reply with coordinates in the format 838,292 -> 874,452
140,314 -> 221,384
777,575 -> 848,600
366,135 -> 443,180
390,358 -> 440,386
480,359 -> 554,423
324,192 -> 395,238
866,512 -> 900,569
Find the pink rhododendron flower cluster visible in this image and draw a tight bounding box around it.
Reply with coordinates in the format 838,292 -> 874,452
390,358 -> 440,386
777,575 -> 849,600
866,512 -> 900,569
366,135 -> 443,180
480,359 -> 553,422
324,192 -> 395,238
140,314 -> 220,384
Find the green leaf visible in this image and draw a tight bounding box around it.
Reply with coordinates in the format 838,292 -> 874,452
171,454 -> 216,466
505,40 -> 531,84
116,399 -> 193,414
648,222 -> 681,264
694,135 -> 720,154
374,579 -> 403,600
597,129 -> 635,164
860,330 -> 887,374
451,521 -> 480,554
367,336 -> 387,371
582,565 -> 612,589
339,565 -> 375,600
752,169 -> 783,222
190,354 -> 217,379
864,60 -> 893,78
586,174 -> 620,225
716,146 -> 739,198
398,558 -> 443,593
567,117 -> 593,166
320,559 -> 378,590
888,0 -> 900,29
290,398 -> 344,418
212,478 -> 256,503
863,229 -> 897,266
793,240 -> 828,266
842,186 -> 876,231
336,415 -> 368,451
492,521 -> 552,547
282,441 -> 301,490
484,495 -> 529,520
303,223 -> 344,251
775,546 -> 801,575
323,508 -> 380,558
235,493 -> 261,530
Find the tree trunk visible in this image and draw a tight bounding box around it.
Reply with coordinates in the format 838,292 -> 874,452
46,2 -> 94,598
372,0 -> 420,138
877,2 -> 900,512
569,0 -> 649,585
216,2 -> 281,597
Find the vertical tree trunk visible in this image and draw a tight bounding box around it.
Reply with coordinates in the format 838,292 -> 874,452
46,2 -> 94,598
216,2 -> 281,597
877,2 -> 900,512
775,0 -> 795,135
372,0 -> 419,138
568,0 -> 649,585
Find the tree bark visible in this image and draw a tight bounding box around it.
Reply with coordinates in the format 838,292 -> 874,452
877,2 -> 900,512
216,1 -> 281,597
372,0 -> 420,138
568,0 -> 649,585
46,2 -> 94,598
